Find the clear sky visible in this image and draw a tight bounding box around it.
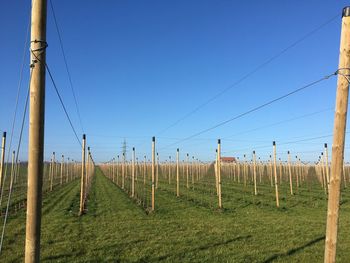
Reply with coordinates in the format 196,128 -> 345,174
0,0 -> 349,163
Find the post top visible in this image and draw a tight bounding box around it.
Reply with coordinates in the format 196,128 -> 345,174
83,134 -> 86,140
253,150 -> 255,154
287,151 -> 290,154
133,147 -> 135,151
343,7 -> 350,17
2,132 -> 6,138
152,136 -> 155,142
218,139 -> 221,144
177,148 -> 179,152
324,143 -> 327,148
273,141 -> 276,146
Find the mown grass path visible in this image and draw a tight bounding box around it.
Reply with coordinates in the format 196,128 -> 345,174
2,168 -> 350,262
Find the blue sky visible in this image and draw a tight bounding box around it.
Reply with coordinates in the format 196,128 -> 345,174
0,0 -> 349,163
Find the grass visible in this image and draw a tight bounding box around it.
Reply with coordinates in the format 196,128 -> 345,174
2,167 -> 350,262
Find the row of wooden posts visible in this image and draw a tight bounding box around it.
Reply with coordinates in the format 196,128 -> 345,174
0,131 -> 87,216
101,137 -> 347,212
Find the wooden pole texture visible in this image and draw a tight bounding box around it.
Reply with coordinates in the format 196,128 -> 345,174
151,137 -> 155,211
132,147 -> 135,197
176,148 -> 180,197
25,0 -> 47,261
273,141 -> 279,207
288,151 -> 293,195
324,7 -> 350,263
253,150 -> 257,195
79,134 -> 86,215
0,132 -> 6,191
217,139 -> 222,208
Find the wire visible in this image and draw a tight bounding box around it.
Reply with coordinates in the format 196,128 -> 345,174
49,0 -> 85,134
159,72 -> 336,150
45,63 -> 82,146
0,68 -> 31,253
0,13 -> 30,208
222,107 -> 333,139
31,49 -> 82,146
155,13 -> 339,136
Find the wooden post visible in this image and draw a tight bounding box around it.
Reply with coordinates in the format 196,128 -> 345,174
176,148 -> 179,197
151,137 -> 155,211
186,153 -> 189,188
321,152 -> 326,192
132,147 -> 135,197
66,157 -> 70,183
50,152 -> 55,191
0,132 -> 6,191
192,156 -> 195,188
117,155 -> 120,185
217,139 -> 222,208
288,151 -> 293,195
273,141 -> 279,207
324,143 -> 330,191
60,155 -> 64,185
25,0 -> 47,261
156,152 -> 159,189
86,147 -> 90,193
168,156 -> 171,184
324,7 -> 350,262
143,155 -> 146,185
79,134 -> 86,215
112,157 -> 115,183
122,153 -> 125,189
253,151 -> 257,195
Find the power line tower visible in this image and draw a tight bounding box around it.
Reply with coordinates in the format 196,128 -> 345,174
122,139 -> 127,161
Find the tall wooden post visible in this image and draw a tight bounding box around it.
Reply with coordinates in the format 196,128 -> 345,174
122,153 -> 125,189
132,147 -> 135,197
79,134 -> 86,215
25,0 -> 47,261
66,157 -> 69,183
324,143 -> 330,190
168,156 -> 171,184
273,141 -> 279,207
151,137 -> 155,211
321,153 -> 326,192
60,155 -> 64,185
176,148 -> 180,197
288,151 -> 293,195
86,147 -> 90,192
156,153 -> 159,189
192,156 -> 195,188
217,139 -> 222,208
117,155 -> 120,185
186,153 -> 189,188
112,157 -> 115,183
50,152 -> 55,191
0,132 -> 6,191
324,7 -> 350,262
143,155 -> 146,185
253,151 -> 257,195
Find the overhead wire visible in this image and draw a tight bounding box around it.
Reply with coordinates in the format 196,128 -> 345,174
155,13 -> 339,136
49,0 -> 85,134
30,49 -> 82,146
159,72 -> 337,151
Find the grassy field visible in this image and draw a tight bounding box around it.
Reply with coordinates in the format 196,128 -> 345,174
2,167 -> 350,262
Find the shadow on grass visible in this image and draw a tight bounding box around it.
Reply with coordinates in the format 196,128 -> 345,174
262,235 -> 325,263
137,235 -> 252,262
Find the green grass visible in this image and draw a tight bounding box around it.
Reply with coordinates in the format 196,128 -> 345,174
2,167 -> 350,262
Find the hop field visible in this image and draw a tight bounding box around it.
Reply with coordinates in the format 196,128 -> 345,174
2,167 -> 350,262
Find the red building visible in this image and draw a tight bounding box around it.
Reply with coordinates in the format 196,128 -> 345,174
220,157 -> 236,163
